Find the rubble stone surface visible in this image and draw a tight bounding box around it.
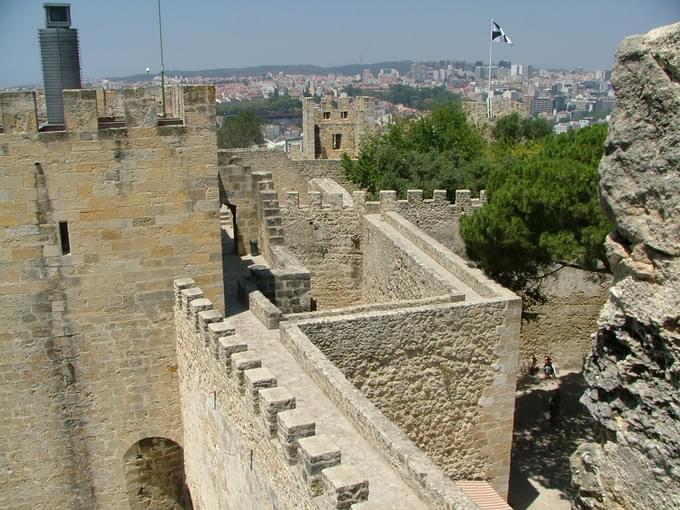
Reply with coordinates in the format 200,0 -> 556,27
571,22 -> 680,510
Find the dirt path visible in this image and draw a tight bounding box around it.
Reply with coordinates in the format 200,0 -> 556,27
508,371 -> 598,509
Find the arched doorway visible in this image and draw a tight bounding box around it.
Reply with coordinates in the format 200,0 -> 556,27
123,437 -> 193,510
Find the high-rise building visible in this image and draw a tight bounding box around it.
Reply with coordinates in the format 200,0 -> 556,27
529,96 -> 554,117
39,3 -> 82,125
553,95 -> 568,112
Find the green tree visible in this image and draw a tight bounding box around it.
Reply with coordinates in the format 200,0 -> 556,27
342,102 -> 487,197
460,125 -> 611,296
492,112 -> 553,144
216,96 -> 301,117
217,111 -> 264,149
342,84 -> 460,111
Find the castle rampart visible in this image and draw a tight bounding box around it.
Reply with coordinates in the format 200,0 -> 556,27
219,147 -> 360,206
3,81 -> 516,510
175,279 -> 449,509
278,209 -> 520,496
279,185 -> 487,308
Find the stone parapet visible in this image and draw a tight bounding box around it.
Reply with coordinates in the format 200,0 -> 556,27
381,211 -> 511,300
279,322 -> 482,509
0,85 -> 214,135
282,187 -> 486,214
174,279 -> 369,507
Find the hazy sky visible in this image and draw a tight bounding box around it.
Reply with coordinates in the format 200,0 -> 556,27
1,0 -> 678,87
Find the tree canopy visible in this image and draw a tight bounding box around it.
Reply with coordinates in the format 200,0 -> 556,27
344,84 -> 460,111
343,102 -> 611,299
342,101 -> 487,197
217,111 -> 264,149
492,112 -> 553,144
460,124 -> 610,294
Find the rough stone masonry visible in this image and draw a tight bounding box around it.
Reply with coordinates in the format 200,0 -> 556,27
571,22 -> 680,510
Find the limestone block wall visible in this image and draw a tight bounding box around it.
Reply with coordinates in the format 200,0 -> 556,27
519,267 -> 610,370
175,283 -> 315,510
279,185 -> 487,310
280,322 -> 484,510
361,214 -> 460,303
395,189 -> 486,255
123,437 -> 190,510
281,191 -> 364,309
0,86 -> 223,509
217,163 -> 261,255
220,148 -> 359,205
174,279 -> 370,510
279,201 -> 520,496
295,295 -> 521,497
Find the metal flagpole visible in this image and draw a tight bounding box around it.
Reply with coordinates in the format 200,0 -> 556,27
157,0 -> 166,117
488,18 -> 493,119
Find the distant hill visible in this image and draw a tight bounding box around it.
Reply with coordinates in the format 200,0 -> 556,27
110,61 -> 414,83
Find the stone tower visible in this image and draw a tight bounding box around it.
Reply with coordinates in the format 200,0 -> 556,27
0,85 -> 223,509
301,95 -> 376,160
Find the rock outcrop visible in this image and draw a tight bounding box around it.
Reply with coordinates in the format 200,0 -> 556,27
571,23 -> 680,510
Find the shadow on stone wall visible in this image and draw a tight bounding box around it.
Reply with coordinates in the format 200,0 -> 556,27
508,372 -> 598,510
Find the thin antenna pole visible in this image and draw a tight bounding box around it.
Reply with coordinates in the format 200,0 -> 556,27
488,18 -> 493,119
157,0 -> 166,117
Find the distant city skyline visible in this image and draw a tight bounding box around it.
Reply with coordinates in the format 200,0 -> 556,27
0,0 -> 678,88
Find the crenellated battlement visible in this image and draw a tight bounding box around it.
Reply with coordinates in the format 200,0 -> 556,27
0,84 -> 215,135
283,188 -> 487,214
174,279 -> 371,509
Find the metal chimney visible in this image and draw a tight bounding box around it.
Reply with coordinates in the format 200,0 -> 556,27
39,3 -> 82,125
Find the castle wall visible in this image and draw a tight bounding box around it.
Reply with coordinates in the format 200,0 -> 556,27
174,285 -> 317,510
279,202 -> 520,497
519,267 -> 610,371
395,189 -> 485,256
296,296 -> 520,497
220,148 -> 359,204
362,214 -> 459,303
279,187 -> 486,310
280,191 -> 364,309
0,86 -> 223,509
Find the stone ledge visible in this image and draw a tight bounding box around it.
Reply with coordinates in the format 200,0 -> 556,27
322,464 -> 369,510
244,367 -> 277,413
259,386 -> 296,437
278,409 -> 316,465
298,434 -> 341,496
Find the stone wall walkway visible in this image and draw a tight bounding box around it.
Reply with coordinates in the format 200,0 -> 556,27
222,307 -> 430,509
